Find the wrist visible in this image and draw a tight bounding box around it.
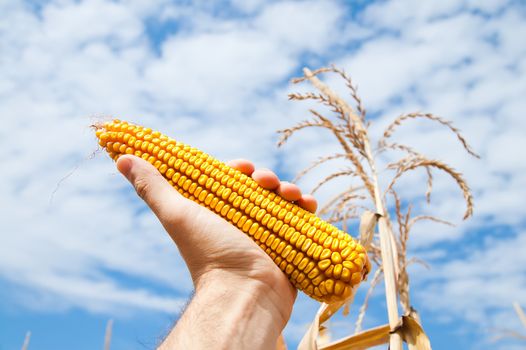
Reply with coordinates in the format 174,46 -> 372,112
160,270 -> 293,350
196,269 -> 293,333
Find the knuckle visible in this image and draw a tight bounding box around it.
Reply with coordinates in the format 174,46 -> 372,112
133,170 -> 165,201
133,176 -> 152,201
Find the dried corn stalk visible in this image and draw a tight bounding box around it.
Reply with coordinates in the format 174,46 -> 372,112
281,66 -> 477,349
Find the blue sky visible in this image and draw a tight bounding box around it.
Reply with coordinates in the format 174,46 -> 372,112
0,0 -> 525,349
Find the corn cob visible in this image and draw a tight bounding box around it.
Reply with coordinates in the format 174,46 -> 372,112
95,120 -> 370,303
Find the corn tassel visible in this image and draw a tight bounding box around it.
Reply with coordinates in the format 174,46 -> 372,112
95,120 -> 370,302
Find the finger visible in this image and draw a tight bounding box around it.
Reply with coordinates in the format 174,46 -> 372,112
251,169 -> 280,190
226,159 -> 255,176
296,194 -> 318,213
116,155 -> 194,230
276,182 -> 302,202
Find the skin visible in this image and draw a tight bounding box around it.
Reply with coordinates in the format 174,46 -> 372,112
115,155 -> 318,350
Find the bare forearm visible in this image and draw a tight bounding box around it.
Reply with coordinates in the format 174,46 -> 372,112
159,273 -> 288,350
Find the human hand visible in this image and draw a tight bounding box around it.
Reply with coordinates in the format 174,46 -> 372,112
116,155 -> 317,349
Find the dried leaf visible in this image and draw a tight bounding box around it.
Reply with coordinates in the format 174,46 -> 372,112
298,304 -> 330,350
358,210 -> 378,250
321,315 -> 432,350
298,295 -> 356,350
319,323 -> 390,350
298,309 -> 321,350
399,315 -> 432,350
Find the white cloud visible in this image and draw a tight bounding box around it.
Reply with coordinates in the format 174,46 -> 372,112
414,231 -> 526,348
255,1 -> 342,52
144,0 -> 345,116
0,0 -> 348,314
0,0 -> 525,348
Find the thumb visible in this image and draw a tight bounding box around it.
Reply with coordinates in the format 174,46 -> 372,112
116,154 -> 240,282
116,155 -> 194,233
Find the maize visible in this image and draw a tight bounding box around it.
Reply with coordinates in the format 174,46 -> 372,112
95,120 -> 370,303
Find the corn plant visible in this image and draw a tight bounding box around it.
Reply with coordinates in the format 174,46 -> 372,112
280,66 -> 478,350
